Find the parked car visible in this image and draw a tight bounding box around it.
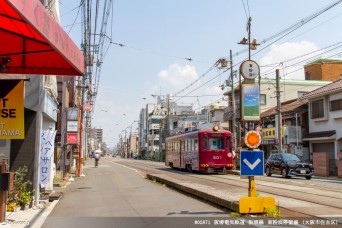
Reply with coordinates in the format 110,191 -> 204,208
265,153 -> 314,179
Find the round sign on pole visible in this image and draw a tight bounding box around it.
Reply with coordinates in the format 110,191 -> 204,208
244,130 -> 261,149
240,60 -> 260,80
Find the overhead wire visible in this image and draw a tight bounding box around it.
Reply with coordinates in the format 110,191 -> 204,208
234,0 -> 342,58
250,0 -> 342,59
174,0 -> 342,103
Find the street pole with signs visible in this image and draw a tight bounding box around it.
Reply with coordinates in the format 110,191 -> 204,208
239,59 -> 276,214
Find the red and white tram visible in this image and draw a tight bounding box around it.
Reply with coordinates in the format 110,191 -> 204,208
165,126 -> 234,173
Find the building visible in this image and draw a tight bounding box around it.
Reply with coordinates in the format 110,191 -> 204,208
0,0 -> 84,216
224,78 -> 332,147
301,79 -> 342,177
260,99 -> 308,160
304,57 -> 342,81
138,108 -> 147,158
138,95 -> 207,161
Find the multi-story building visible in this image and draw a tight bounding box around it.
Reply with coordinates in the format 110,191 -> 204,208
224,78 -> 331,147
96,129 -> 103,146
301,79 -> 342,177
139,95 -> 207,161
304,57 -> 342,81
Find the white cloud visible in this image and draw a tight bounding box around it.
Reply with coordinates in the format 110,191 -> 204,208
157,64 -> 198,90
260,41 -> 319,80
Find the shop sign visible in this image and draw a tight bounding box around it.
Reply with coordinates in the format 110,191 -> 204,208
261,139 -> 277,145
262,127 -> 284,139
67,108 -> 79,120
67,133 -> 78,144
0,80 -> 24,139
67,121 -> 78,132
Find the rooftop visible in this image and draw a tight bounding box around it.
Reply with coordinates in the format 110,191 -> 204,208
301,79 -> 342,99
304,57 -> 342,67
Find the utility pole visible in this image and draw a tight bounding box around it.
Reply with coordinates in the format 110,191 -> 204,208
276,69 -> 283,152
230,50 -> 237,152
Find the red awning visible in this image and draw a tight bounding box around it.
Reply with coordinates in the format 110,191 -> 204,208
0,0 -> 84,76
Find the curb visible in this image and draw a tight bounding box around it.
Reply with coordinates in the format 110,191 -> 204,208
146,174 -> 240,212
26,205 -> 46,228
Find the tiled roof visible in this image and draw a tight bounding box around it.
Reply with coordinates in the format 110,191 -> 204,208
301,79 -> 342,99
260,99 -> 308,118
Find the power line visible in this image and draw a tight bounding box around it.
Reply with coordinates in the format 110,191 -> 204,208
234,0 -> 342,58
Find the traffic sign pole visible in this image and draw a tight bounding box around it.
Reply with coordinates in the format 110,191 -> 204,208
239,150 -> 275,214
248,176 -> 256,197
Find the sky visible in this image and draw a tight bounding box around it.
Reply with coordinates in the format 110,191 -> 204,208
59,0 -> 342,148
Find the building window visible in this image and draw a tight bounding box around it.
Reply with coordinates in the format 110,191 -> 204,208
260,94 -> 266,105
305,71 -> 311,80
330,99 -> 342,111
311,99 -> 324,119
298,91 -> 306,98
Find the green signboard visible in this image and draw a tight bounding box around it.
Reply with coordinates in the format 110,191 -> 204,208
242,84 -> 260,121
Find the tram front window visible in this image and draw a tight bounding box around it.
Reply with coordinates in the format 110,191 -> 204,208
209,138 -> 224,150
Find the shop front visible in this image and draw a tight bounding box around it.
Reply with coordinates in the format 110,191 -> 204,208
0,0 -> 84,222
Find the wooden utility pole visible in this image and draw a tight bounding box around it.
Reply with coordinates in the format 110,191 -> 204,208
276,69 -> 283,152
230,50 -> 237,151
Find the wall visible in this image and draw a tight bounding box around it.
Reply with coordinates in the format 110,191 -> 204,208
313,152 -> 330,177
305,61 -> 342,81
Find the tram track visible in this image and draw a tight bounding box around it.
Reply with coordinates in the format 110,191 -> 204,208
107,158 -> 342,218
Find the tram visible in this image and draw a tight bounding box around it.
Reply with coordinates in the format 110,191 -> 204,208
165,126 -> 234,173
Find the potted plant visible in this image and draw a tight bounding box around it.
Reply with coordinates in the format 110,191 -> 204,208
18,190 -> 34,210
6,202 -> 20,212
7,166 -> 34,210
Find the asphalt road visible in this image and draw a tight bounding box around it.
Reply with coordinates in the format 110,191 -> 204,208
41,159 -> 230,228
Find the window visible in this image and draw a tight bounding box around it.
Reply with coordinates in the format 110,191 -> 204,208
260,94 -> 266,105
226,136 -> 231,151
209,137 -> 224,150
298,91 -> 306,98
173,122 -> 178,128
311,99 -> 324,119
194,139 -> 198,151
305,71 -> 311,80
330,99 -> 342,111
202,136 -> 207,150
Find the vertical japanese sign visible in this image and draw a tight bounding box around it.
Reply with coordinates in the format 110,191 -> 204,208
0,80 -> 24,139
242,84 -> 260,121
40,130 -> 56,185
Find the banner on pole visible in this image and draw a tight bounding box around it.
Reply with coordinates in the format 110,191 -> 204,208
40,130 -> 56,185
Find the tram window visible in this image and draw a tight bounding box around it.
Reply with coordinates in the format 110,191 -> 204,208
209,138 -> 224,150
202,137 -> 207,150
226,137 -> 231,151
194,139 -> 198,151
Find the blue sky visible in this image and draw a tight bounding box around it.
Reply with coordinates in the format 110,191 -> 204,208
59,0 -> 342,148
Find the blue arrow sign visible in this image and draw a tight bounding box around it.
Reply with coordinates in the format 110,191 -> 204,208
240,150 -> 264,176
